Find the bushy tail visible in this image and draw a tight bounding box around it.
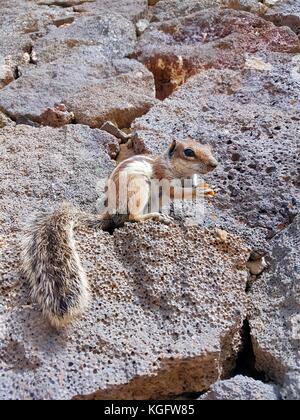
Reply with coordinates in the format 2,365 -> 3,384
20,203 -> 90,328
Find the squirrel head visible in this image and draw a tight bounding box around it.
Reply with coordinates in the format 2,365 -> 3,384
167,138 -> 218,177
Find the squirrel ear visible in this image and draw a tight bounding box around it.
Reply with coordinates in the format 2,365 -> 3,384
168,139 -> 177,158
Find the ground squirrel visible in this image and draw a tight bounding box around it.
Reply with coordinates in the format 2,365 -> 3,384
21,138 -> 218,328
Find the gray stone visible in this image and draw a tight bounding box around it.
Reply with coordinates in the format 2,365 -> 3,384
199,375 -> 280,400
0,124 -> 250,400
0,124 -> 117,228
73,0 -> 148,23
136,19 -> 150,36
0,48 -> 156,128
0,56 -> 14,90
223,0 -> 268,15
151,0 -> 223,21
35,0 -> 93,5
135,8 -> 300,99
0,190 -> 250,402
0,0 -> 76,66
64,58 -> 157,129
0,0 -> 299,401
0,11 -> 157,128
265,0 -> 300,35
0,111 -> 14,128
132,61 -> 300,251
32,13 -> 137,64
264,0 -> 281,5
249,215 -> 300,400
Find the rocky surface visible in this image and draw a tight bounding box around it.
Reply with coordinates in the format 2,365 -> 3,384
249,215 -> 300,400
199,375 -> 280,400
0,111 -> 13,129
64,59 -> 156,129
0,0 -> 76,67
0,11 -> 157,128
0,125 -> 117,226
0,56 -> 14,90
134,8 -> 300,99
265,0 -> 300,34
0,126 -> 250,398
0,49 -> 156,128
1,232 -> 250,399
32,13 -> 137,64
72,0 -> 148,22
132,58 -> 300,251
151,0 -> 224,21
224,0 -> 268,15
0,0 -> 299,401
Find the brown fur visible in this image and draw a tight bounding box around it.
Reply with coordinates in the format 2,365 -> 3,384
21,203 -> 91,328
20,139 -> 218,328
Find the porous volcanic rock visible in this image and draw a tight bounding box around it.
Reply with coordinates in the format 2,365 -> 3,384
72,0 -> 148,23
35,0 -> 93,5
64,59 -> 157,128
0,56 -> 14,90
32,13 -> 137,64
0,111 -> 14,128
0,124 -> 117,400
224,0 -> 268,15
199,375 -> 280,400
0,124 -> 117,229
265,0 -> 300,34
134,8 -> 300,99
1,231 -> 250,399
0,48 -> 156,128
151,0 -> 223,22
0,123 -> 250,400
0,11 -> 158,128
0,0 -> 76,66
0,0 -> 299,401
249,215 -> 300,400
132,62 -> 300,251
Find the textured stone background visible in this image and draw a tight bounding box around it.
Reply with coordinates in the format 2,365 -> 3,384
0,0 -> 299,400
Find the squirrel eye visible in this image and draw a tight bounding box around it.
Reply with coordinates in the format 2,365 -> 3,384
184,148 -> 196,158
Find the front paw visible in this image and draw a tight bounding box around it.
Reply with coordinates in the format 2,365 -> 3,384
199,183 -> 218,197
